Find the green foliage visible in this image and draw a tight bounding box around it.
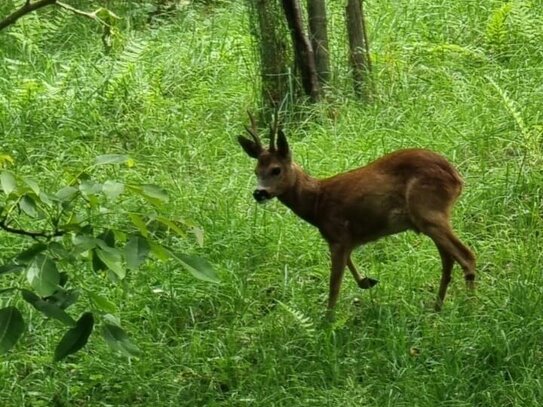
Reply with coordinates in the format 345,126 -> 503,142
0,306 -> 24,354
53,312 -> 94,361
485,1 -> 543,61
0,0 -> 543,405
0,156 -> 217,360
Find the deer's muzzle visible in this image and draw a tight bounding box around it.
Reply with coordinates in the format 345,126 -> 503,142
253,189 -> 272,202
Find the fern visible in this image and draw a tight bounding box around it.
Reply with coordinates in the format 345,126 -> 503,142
487,76 -> 541,162
512,2 -> 543,51
428,43 -> 490,63
104,40 -> 148,101
277,301 -> 316,336
485,2 -> 513,59
485,1 -> 543,61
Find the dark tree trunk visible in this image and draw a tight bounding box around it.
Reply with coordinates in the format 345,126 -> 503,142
307,0 -> 330,87
250,0 -> 291,109
281,0 -> 320,101
346,0 -> 371,99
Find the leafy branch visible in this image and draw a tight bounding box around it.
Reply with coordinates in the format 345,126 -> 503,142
0,0 -> 121,52
0,0 -> 116,31
0,218 -> 64,239
0,0 -> 56,31
0,155 -> 218,361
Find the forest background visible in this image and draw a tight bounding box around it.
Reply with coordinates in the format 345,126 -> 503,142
0,0 -> 542,406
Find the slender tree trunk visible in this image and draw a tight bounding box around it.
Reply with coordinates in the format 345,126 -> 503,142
346,0 -> 371,99
250,0 -> 291,109
307,0 -> 330,87
281,0 -> 320,101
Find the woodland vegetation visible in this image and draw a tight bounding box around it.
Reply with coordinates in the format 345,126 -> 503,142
0,0 -> 542,405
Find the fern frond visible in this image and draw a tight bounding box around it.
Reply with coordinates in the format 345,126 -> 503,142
277,301 -> 316,336
487,76 -> 541,160
104,40 -> 148,100
485,2 -> 513,58
428,43 -> 490,63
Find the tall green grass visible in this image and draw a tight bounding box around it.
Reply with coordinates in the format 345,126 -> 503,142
1,0 -> 542,405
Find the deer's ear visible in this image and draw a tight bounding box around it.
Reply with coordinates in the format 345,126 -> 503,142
276,129 -> 290,159
237,135 -> 262,159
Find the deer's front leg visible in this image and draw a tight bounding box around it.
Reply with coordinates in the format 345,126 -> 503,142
328,243 -> 348,309
347,256 -> 379,289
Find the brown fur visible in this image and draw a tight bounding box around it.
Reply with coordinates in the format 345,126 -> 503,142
238,126 -> 476,312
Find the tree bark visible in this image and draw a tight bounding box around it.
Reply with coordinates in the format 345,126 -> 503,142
250,0 -> 291,110
282,0 -> 320,101
346,0 -> 371,99
307,0 -> 330,86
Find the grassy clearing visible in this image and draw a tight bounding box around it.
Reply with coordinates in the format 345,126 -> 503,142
1,0 -> 542,406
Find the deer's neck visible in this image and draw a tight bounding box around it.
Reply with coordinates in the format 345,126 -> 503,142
278,164 -> 321,227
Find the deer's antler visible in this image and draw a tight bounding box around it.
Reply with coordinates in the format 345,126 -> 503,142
244,111 -> 262,149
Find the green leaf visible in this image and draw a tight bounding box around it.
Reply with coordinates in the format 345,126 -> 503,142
0,307 -> 24,354
58,272 -> 69,287
79,180 -> 102,196
88,292 -> 117,314
38,191 -> 55,206
98,229 -> 115,248
101,323 -> 141,357
95,248 -> 125,279
0,263 -> 24,275
26,255 -> 60,297
155,216 -> 186,237
128,213 -> 149,237
149,242 -> 170,261
91,249 -> 107,272
124,235 -> 150,269
0,171 -> 16,195
21,290 -> 75,326
73,235 -> 98,251
95,154 -> 129,165
141,184 -> 169,202
55,186 -> 78,202
169,251 -> 219,283
22,177 -> 40,195
19,195 -> 38,218
102,181 -> 124,200
46,288 -> 79,310
48,242 -> 71,260
192,227 -> 204,247
53,312 -> 94,362
16,243 -> 48,264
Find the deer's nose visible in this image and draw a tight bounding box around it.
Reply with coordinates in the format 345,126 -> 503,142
253,189 -> 271,202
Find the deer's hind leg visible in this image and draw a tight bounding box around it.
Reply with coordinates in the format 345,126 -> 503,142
407,179 -> 476,308
435,244 -> 454,311
418,219 -> 476,288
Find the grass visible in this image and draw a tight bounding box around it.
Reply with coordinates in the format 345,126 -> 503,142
1,0 -> 543,405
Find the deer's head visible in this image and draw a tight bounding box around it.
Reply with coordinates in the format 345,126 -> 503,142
237,112 -> 294,203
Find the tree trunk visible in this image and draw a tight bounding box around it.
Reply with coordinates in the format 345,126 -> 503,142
346,0 -> 371,99
281,0 -> 320,101
249,0 -> 291,109
307,0 -> 330,87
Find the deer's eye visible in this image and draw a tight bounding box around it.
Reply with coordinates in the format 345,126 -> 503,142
270,167 -> 281,176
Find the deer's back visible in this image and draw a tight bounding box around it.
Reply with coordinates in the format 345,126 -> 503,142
316,149 -> 463,244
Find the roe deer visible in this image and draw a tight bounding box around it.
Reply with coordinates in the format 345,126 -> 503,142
237,114 -> 476,311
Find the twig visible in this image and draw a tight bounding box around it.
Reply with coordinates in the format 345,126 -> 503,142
0,219 -> 64,240
56,1 -> 96,20
0,0 -> 56,31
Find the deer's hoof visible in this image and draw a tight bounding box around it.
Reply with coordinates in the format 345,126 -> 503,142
358,277 -> 379,289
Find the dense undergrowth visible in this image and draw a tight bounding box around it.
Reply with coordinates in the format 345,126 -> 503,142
1,0 -> 542,405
